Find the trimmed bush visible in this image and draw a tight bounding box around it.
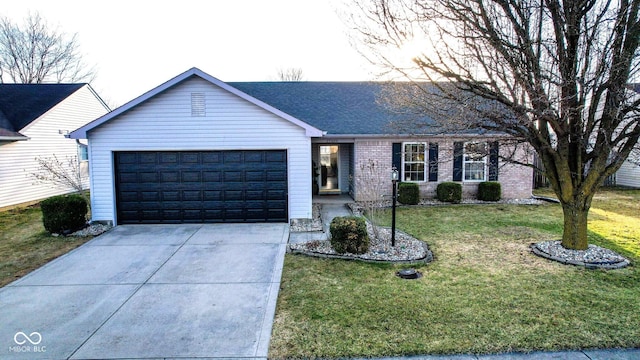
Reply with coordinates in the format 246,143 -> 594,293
329,216 -> 370,254
41,194 -> 88,235
398,182 -> 420,205
478,181 -> 502,201
436,182 -> 462,203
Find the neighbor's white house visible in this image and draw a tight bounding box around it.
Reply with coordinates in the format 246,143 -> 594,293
615,159 -> 640,188
0,84 -> 110,209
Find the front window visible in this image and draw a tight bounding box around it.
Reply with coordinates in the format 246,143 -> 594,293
78,144 -> 88,161
403,143 -> 426,181
463,142 -> 487,181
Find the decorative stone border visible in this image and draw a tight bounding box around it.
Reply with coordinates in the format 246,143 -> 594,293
531,241 -> 631,269
289,241 -> 434,265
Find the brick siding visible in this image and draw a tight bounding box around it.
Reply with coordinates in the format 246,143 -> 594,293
351,138 -> 533,201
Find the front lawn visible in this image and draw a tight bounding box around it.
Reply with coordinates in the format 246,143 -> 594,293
269,188 -> 640,358
0,205 -> 93,287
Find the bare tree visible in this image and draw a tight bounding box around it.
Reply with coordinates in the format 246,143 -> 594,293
357,159 -> 388,242
30,154 -> 91,213
348,0 -> 640,250
277,67 -> 304,81
0,12 -> 95,83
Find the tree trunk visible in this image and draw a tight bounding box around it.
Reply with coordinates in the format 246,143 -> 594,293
560,201 -> 590,250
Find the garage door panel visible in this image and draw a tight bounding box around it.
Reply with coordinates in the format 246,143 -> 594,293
202,152 -> 222,163
203,171 -> 221,182
268,209 -> 287,219
203,191 -> 222,201
160,171 -> 179,182
119,191 -> 139,202
162,191 -> 180,201
141,191 -> 160,201
267,179 -> 287,188
180,192 -> 198,201
142,209 -> 163,219
266,150 -> 286,162
246,171 -> 266,181
182,171 -> 201,182
115,150 -> 288,224
183,209 -> 203,220
223,152 -> 242,163
244,152 -> 265,162
181,153 -> 200,163
224,190 -> 243,201
267,170 -> 286,181
138,172 -> 158,182
246,190 -> 265,200
118,172 -> 138,184
224,171 -> 243,182
118,153 -> 138,164
159,153 -> 178,164
245,200 -> 267,208
267,190 -> 287,200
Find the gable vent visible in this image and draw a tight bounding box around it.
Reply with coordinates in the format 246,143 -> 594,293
191,92 -> 205,116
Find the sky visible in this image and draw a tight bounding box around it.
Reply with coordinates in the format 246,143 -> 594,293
2,0 -> 379,107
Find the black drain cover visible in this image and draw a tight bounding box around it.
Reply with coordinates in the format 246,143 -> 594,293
396,269 -> 422,279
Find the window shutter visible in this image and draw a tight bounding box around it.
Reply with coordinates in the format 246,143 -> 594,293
428,143 -> 438,182
489,141 -> 499,181
453,142 -> 463,181
392,143 -> 402,176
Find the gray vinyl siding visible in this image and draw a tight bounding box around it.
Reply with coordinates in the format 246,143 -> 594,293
87,77 -> 313,224
339,143 -> 351,194
616,160 -> 640,188
0,85 -> 109,208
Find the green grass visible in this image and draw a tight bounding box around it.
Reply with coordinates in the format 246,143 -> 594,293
0,205 -> 93,287
269,188 -> 640,358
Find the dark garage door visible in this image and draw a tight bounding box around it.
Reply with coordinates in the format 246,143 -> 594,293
114,150 -> 288,224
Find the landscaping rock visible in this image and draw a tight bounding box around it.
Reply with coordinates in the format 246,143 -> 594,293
70,223 -> 112,237
531,240 -> 630,269
290,203 -> 322,232
290,220 -> 433,264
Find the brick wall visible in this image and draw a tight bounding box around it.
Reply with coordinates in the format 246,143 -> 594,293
351,138 -> 533,201
353,140 -> 393,201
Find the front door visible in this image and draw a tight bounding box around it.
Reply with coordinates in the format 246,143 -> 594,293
319,145 -> 340,194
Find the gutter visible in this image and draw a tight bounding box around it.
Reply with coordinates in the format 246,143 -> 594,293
0,136 -> 30,141
318,133 -> 514,140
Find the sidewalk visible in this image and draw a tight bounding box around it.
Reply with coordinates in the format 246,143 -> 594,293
289,202 -> 352,244
362,348 -> 640,359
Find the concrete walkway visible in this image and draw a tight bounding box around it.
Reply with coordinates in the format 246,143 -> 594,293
289,203 -> 352,244
360,348 -> 640,360
0,223 -> 289,359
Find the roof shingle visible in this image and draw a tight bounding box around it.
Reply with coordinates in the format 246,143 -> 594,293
230,82 -> 435,136
0,83 -> 85,132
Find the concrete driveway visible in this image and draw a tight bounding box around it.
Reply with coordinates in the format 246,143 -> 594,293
0,223 -> 289,359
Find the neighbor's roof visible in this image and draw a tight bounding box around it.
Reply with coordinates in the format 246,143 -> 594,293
0,83 -> 85,134
230,82 -> 437,136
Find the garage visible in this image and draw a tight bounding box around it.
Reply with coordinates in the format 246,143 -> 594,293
69,68 -> 322,226
115,150 -> 288,224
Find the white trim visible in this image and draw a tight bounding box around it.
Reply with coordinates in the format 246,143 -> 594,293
401,142 -> 428,182
463,141 -> 488,182
318,144 -> 341,193
69,68 -> 323,139
0,135 -> 29,141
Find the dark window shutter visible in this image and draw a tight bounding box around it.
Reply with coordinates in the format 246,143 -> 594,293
428,143 -> 438,182
453,142 -> 463,181
392,142 -> 402,175
489,141 -> 499,181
